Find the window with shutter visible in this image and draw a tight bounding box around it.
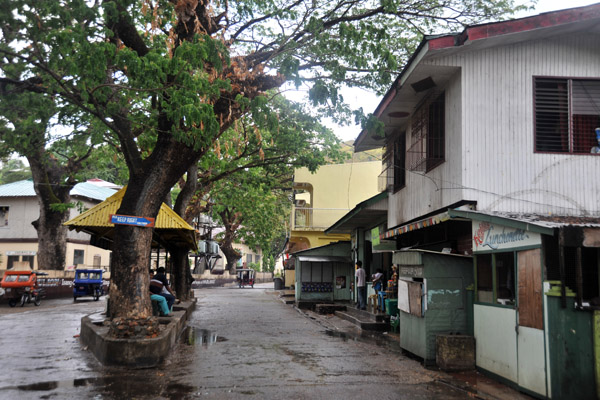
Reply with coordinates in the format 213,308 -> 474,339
534,77 -> 600,154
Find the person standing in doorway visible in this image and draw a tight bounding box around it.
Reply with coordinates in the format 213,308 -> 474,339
355,261 -> 366,310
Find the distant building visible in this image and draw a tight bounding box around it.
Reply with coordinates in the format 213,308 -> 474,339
284,161 -> 380,288
0,180 -> 118,270
288,161 -> 381,254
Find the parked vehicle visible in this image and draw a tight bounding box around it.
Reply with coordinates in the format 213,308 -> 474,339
73,269 -> 104,301
236,269 -> 255,288
0,270 -> 46,307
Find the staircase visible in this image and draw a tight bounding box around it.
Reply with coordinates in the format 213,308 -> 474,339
334,307 -> 391,332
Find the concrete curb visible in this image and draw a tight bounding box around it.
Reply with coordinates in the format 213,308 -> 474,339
80,300 -> 196,368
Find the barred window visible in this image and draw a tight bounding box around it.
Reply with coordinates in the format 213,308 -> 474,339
407,92 -> 445,172
534,77 -> 600,154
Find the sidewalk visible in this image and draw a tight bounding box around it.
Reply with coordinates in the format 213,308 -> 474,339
270,290 -> 533,400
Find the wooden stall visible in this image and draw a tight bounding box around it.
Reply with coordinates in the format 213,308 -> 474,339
394,250 -> 473,364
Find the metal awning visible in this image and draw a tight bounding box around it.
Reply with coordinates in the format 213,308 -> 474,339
381,210 -> 452,240
325,191 -> 388,234
297,256 -> 352,263
448,209 -> 600,235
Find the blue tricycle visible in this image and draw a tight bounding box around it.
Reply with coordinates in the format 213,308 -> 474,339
73,269 -> 104,301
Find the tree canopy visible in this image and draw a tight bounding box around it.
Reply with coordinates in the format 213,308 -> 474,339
0,159 -> 31,184
0,0 -> 526,331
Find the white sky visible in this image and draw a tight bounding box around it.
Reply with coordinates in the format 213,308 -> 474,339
309,0 -> 599,142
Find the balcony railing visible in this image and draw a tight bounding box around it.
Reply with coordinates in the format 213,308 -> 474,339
292,207 -> 351,230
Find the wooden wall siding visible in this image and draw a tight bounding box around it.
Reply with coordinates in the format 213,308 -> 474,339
460,33 -> 600,216
518,249 -> 543,330
388,33 -> 600,228
408,281 -> 423,316
388,70 -> 464,227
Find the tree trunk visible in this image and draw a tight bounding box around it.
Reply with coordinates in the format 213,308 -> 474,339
170,245 -> 194,301
218,209 -> 242,272
171,165 -> 198,300
33,202 -> 70,270
28,153 -> 73,270
220,241 -> 241,273
109,224 -> 154,320
107,136 -> 200,337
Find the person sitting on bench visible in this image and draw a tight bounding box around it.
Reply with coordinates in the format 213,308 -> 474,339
149,271 -> 171,316
150,267 -> 176,312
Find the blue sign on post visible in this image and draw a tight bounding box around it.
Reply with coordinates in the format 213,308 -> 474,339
110,214 -> 155,228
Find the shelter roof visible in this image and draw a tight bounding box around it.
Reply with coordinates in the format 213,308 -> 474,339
64,187 -> 197,251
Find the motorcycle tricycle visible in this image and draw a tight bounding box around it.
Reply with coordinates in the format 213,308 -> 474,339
0,270 -> 46,307
73,269 -> 104,301
236,268 -> 255,288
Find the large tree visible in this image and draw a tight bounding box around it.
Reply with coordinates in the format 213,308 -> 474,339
0,88 -> 100,270
170,96 -> 345,298
210,167 -> 291,272
0,0 -> 524,335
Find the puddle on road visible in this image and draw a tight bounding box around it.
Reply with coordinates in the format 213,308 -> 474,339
4,377 -> 196,398
181,326 -> 228,346
11,378 -> 94,391
324,329 -> 354,341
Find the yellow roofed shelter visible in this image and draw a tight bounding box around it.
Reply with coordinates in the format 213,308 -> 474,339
64,188 -> 197,252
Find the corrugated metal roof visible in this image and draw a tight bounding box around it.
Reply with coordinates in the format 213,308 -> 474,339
64,188 -> 194,230
70,182 -> 118,201
449,209 -> 600,232
0,180 -> 116,201
0,180 -> 36,197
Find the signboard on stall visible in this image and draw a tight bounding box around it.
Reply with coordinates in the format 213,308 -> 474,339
472,220 -> 540,252
371,227 -> 380,246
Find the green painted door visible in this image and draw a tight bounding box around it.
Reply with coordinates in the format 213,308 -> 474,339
333,263 -> 351,301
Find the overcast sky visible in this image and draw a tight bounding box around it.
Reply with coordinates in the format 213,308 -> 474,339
324,0 -> 599,142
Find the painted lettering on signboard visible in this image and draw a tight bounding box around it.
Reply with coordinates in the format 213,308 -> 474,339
472,221 -> 540,252
399,266 -> 424,278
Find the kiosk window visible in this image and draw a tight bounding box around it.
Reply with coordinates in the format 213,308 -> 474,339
476,254 -> 493,303
476,252 -> 516,306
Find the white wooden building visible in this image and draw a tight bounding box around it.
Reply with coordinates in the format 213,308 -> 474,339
0,180 -> 117,270
355,4 -> 600,398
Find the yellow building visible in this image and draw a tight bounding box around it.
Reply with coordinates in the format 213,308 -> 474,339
288,161 -> 381,253
284,161 -> 381,287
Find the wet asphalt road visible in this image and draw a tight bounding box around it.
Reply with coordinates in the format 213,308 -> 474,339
0,284 -> 470,399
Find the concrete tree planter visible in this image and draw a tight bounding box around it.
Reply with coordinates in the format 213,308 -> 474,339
80,300 -> 196,367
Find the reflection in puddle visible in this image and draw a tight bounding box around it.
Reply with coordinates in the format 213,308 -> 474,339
15,378 -> 96,391
6,377 -> 196,398
183,327 -> 228,346
324,329 -> 355,341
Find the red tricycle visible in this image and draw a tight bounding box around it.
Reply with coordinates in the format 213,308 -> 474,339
0,270 -> 46,307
